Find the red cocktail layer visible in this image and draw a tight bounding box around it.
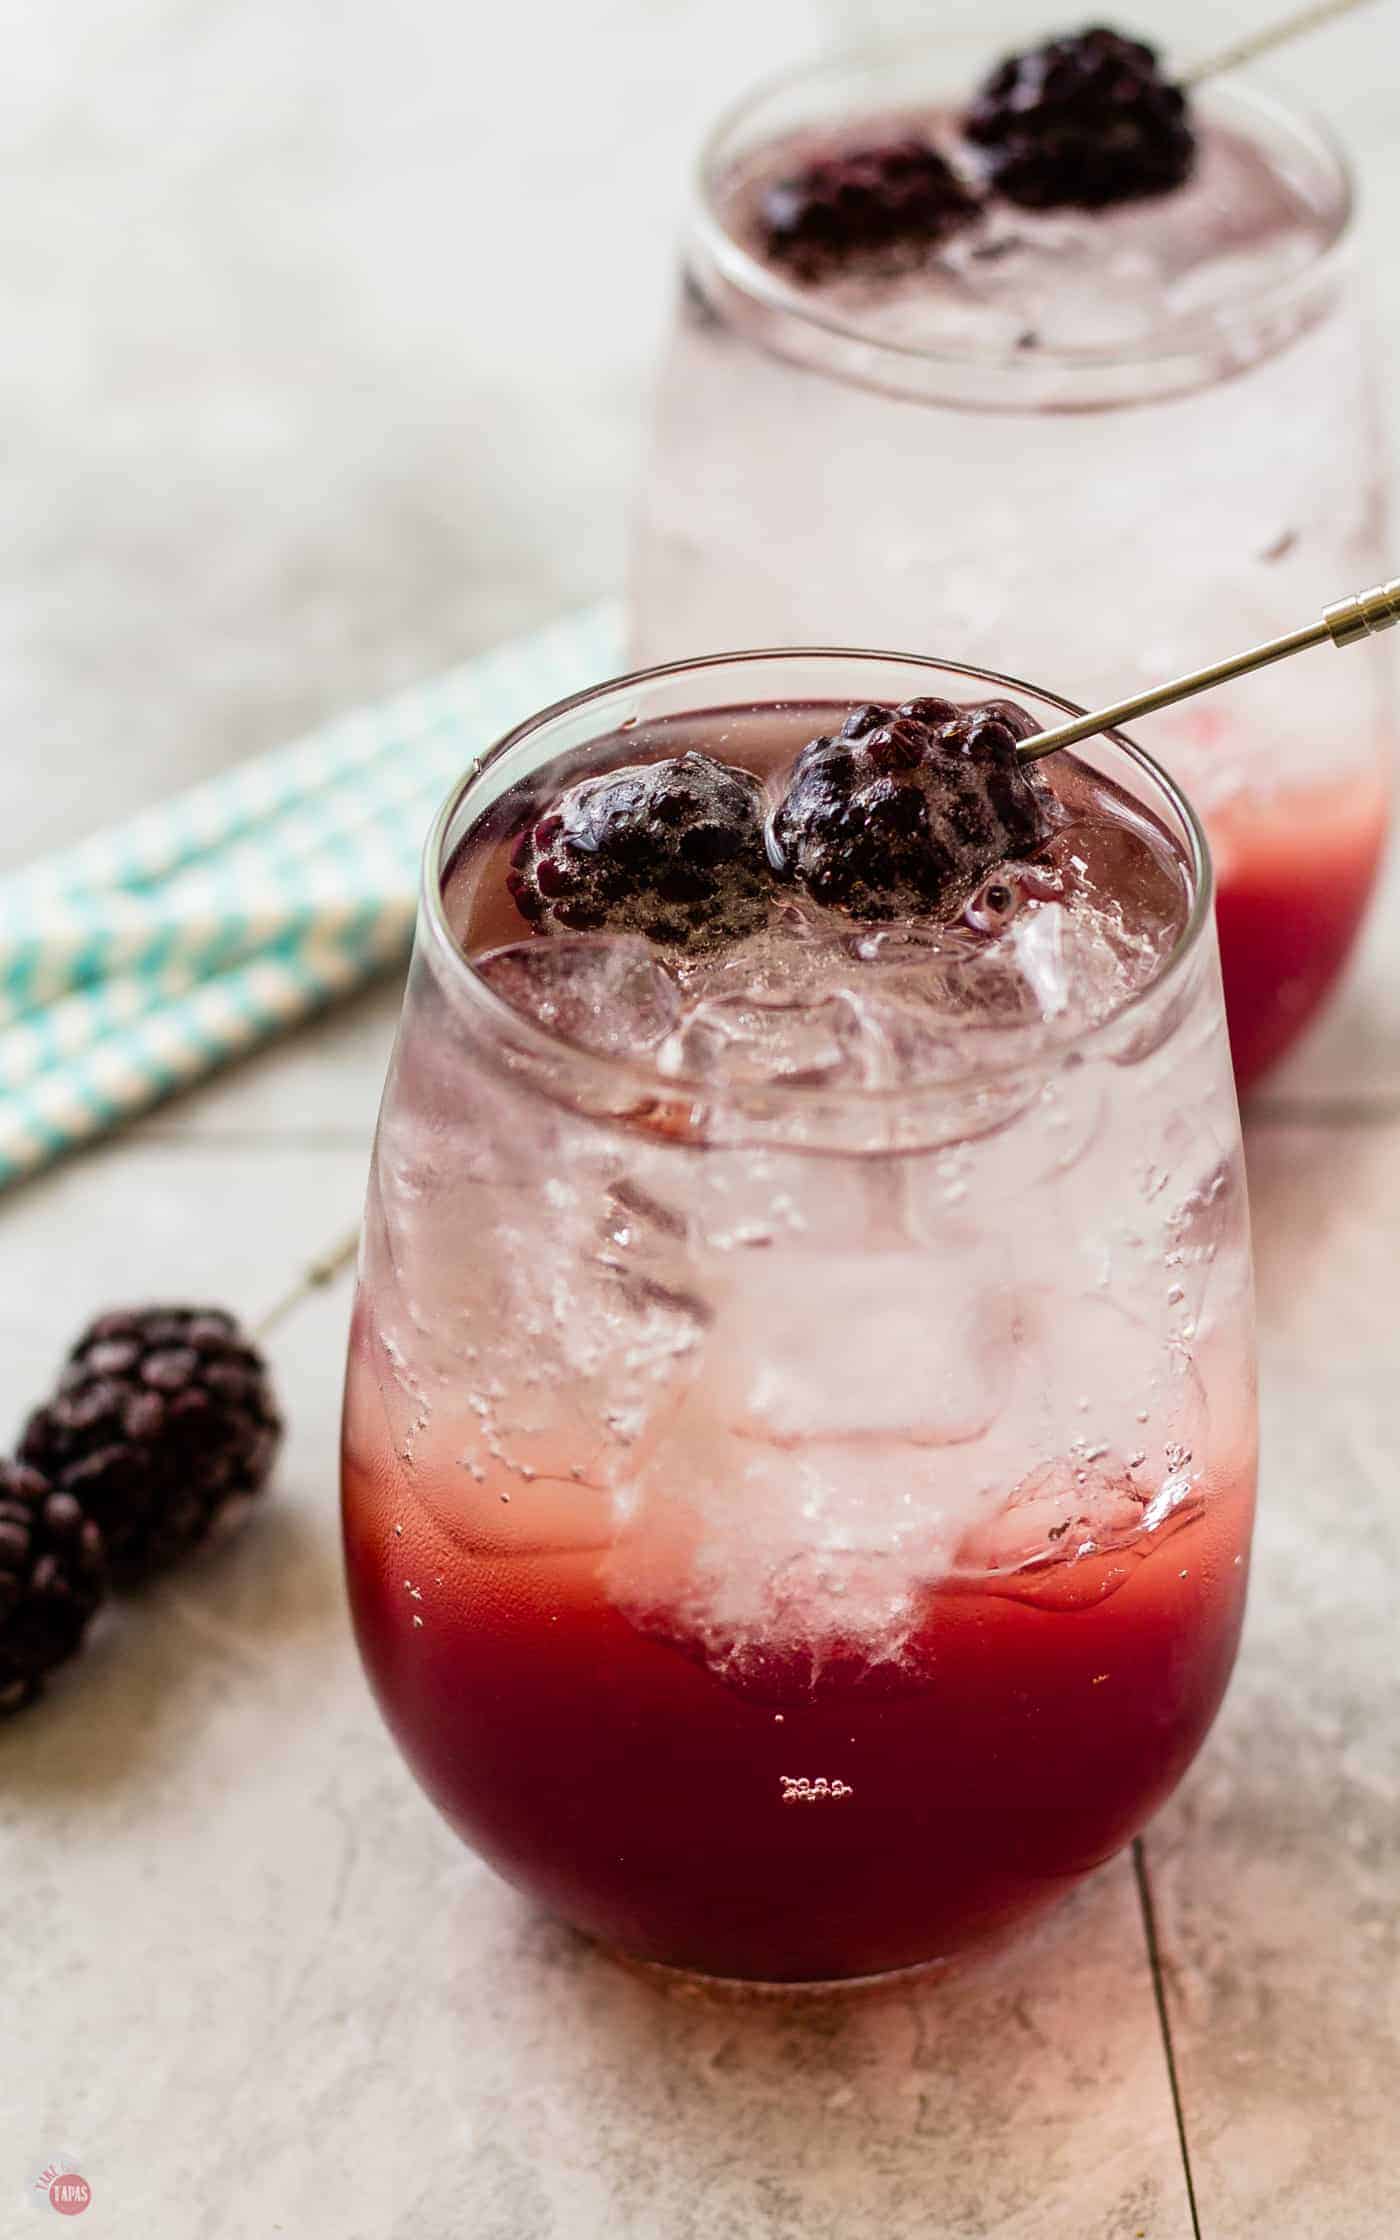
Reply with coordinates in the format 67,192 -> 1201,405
1209,774 -> 1389,1094
344,1403 -> 1253,1983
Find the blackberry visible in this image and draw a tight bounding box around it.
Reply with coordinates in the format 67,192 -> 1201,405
20,1307 -> 283,1584
759,135 -> 980,282
508,752 -> 772,950
965,26 -> 1195,211
768,695 -> 1053,920
0,1461 -> 105,1713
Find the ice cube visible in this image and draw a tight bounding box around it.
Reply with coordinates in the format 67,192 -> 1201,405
633,1539 -> 929,1703
704,1252 -> 1016,1449
602,1239 -> 1024,1680
990,1285 -> 1211,1507
657,987 -> 870,1087
1157,1149 -> 1251,1352
591,1173 -> 711,1391
849,916 -> 1061,1042
848,924 -> 958,970
990,890 -> 1162,1037
1008,904 -> 1071,1020
949,1442 -> 1207,1612
907,126 -> 1327,355
820,988 -> 962,1093
953,1454 -> 1150,1579
476,936 -> 681,1058
605,1394 -> 942,1698
683,910 -> 851,1002
1048,816 -> 1187,972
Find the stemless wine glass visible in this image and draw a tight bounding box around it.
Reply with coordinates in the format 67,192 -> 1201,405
341,648 -> 1258,1986
630,37 -> 1391,1091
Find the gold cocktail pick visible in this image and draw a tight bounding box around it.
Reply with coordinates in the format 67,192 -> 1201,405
1182,0 -> 1375,88
1019,579 -> 1400,762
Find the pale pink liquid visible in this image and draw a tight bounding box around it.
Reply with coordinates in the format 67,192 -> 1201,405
632,83 -> 1391,1093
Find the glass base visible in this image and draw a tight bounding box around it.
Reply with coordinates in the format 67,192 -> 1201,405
608,1947 -> 959,1998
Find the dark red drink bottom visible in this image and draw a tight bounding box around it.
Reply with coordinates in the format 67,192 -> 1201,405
344,1405 -> 1253,1984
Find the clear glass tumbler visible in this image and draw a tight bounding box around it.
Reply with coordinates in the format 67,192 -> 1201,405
631,42 -> 1391,1091
341,648 -> 1257,1985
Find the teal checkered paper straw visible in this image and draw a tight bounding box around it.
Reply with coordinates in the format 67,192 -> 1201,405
0,600 -> 624,1189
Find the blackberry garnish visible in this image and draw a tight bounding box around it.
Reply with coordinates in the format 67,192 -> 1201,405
768,696 -> 1053,920
20,1307 -> 283,1584
965,26 -> 1195,210
508,752 -> 772,950
759,135 -> 981,282
0,1461 -> 106,1714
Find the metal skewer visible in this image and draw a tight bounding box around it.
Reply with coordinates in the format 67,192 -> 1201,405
1181,0 -> 1374,87
1019,578 -> 1400,762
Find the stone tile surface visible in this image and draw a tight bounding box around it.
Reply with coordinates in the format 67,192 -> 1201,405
1145,1117 -> 1400,2240
0,0 -> 852,872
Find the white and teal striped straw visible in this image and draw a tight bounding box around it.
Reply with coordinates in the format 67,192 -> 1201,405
0,601 -> 623,1189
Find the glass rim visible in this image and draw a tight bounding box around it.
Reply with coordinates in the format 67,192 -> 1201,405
689,44 -> 1355,384
419,646 -> 1216,1115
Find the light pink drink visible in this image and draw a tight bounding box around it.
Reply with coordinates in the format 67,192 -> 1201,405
632,49 -> 1390,1088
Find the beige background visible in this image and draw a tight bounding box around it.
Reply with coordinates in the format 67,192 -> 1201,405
3,2 -> 1399,2234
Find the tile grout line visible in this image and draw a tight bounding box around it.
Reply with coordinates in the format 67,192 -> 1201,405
1132,1838 -> 1203,2240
